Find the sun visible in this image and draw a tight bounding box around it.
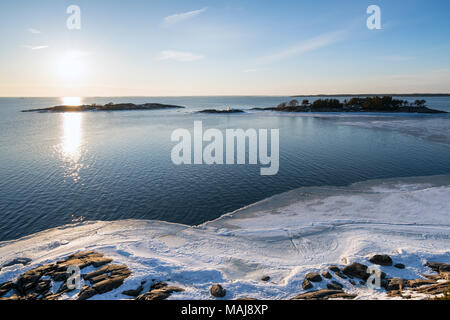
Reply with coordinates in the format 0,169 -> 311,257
56,51 -> 89,82
61,96 -> 82,106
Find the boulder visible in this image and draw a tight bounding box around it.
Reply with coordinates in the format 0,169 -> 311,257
327,281 -> 343,290
302,279 -> 313,290
342,263 -> 369,280
394,263 -> 405,269
322,271 -> 332,279
305,272 -> 322,282
210,284 -> 226,298
369,255 -> 393,266
261,276 -> 270,282
328,266 -> 340,272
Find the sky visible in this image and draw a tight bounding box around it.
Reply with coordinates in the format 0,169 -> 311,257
0,0 -> 450,97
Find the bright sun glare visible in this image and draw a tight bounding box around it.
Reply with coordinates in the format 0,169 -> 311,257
61,96 -> 82,106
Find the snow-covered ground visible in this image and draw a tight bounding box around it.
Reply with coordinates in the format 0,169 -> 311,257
0,174 -> 449,300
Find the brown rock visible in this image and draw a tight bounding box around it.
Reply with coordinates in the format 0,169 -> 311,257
414,281 -> 450,295
369,255 -> 393,266
136,286 -> 184,300
335,271 -> 348,279
322,271 -> 332,279
302,279 -> 313,290
384,278 -> 405,291
342,263 -> 369,280
261,276 -> 270,282
210,284 -> 226,298
292,289 -> 356,300
328,266 -> 340,272
327,281 -> 343,290
51,271 -> 68,282
2,257 -> 32,268
305,272 -> 322,282
88,274 -> 109,284
93,276 -> 125,294
406,279 -> 436,288
150,281 -> 168,290
0,281 -> 15,296
78,286 -> 97,300
122,286 -> 143,297
425,262 -> 450,273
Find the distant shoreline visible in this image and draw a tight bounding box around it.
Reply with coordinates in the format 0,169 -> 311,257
292,93 -> 450,97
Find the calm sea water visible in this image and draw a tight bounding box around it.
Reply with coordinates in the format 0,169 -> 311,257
1,96 -> 450,241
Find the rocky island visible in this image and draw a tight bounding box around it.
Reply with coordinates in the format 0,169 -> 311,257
22,102 -> 185,113
198,108 -> 244,114
252,96 -> 447,114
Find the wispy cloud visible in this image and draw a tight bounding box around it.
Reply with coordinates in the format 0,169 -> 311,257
28,28 -> 41,34
22,45 -> 48,50
162,7 -> 208,27
381,55 -> 415,62
259,30 -> 345,63
157,50 -> 204,62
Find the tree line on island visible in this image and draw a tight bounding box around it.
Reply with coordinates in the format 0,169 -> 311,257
259,96 -> 443,113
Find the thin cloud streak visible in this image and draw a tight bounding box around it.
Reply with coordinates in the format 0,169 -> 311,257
157,50 -> 204,62
22,45 -> 48,50
28,28 -> 41,34
162,7 -> 208,27
259,30 -> 346,64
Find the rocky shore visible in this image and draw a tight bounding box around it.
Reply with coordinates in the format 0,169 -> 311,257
0,251 -> 448,300
198,109 -> 244,114
252,96 -> 447,114
21,103 -> 185,113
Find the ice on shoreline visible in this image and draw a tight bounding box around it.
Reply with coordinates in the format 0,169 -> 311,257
0,175 -> 449,300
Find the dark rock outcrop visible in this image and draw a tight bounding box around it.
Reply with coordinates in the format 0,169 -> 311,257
136,282 -> 185,301
22,103 -> 185,113
122,286 -> 143,297
210,284 -> 227,298
305,272 -> 322,282
327,281 -> 343,290
292,289 -> 356,300
198,109 -> 244,114
369,255 -> 393,266
342,263 -> 369,280
302,279 -> 313,290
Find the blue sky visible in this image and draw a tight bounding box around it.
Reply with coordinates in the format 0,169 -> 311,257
0,0 -> 449,96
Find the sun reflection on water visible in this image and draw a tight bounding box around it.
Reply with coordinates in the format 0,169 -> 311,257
60,112 -> 84,182
62,113 -> 83,157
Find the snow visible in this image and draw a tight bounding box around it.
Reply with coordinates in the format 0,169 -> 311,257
0,175 -> 449,300
338,116 -> 450,146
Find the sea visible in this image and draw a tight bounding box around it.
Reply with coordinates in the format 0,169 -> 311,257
0,96 -> 449,241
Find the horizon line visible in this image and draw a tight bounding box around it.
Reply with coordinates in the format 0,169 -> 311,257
1,93 -> 450,99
